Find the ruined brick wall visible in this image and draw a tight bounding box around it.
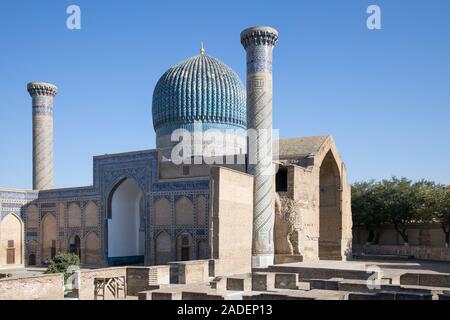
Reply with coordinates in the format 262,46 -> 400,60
126,266 -> 170,295
78,266 -> 170,299
0,273 -> 64,300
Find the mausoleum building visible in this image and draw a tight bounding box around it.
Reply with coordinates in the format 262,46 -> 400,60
0,27 -> 352,271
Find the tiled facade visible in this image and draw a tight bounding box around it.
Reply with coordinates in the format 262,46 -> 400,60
0,150 -> 211,267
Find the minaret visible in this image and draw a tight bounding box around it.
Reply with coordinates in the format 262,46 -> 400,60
241,26 -> 279,268
27,82 -> 58,190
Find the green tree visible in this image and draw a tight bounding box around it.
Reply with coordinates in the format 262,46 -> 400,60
352,181 -> 386,244
423,185 -> 450,246
379,177 -> 422,245
352,177 -> 450,247
45,253 -> 80,281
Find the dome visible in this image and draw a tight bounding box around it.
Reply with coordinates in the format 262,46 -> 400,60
152,54 -> 247,137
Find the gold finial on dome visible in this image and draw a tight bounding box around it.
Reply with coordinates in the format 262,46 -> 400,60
200,42 -> 205,56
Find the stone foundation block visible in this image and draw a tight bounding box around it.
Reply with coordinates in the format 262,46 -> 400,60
227,276 -> 252,292
151,291 -> 182,300
275,273 -> 298,289
252,273 -> 275,291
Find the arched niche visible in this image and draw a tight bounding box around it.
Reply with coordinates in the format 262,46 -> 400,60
107,178 -> 145,266
175,197 -> 194,225
0,214 -> 23,266
155,231 -> 172,265
319,151 -> 342,260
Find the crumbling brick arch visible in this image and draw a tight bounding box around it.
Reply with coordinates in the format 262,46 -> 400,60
319,150 -> 342,260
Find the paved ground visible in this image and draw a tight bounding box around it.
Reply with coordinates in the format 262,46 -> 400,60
279,258 -> 450,276
0,267 -> 46,277
280,257 -> 450,284
4,258 -> 450,300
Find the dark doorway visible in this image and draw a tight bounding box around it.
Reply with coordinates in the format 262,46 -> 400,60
180,235 -> 190,261
28,254 -> 36,266
276,167 -> 288,192
51,240 -> 57,259
70,235 -> 81,259
7,240 -> 15,264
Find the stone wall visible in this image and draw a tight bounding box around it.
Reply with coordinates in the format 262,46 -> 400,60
275,135 -> 353,263
354,224 -> 447,247
353,244 -> 450,262
77,267 -> 126,300
210,167 -> 253,276
77,266 -> 170,299
353,223 -> 450,262
0,273 -> 64,300
169,260 -> 209,284
127,266 -> 170,295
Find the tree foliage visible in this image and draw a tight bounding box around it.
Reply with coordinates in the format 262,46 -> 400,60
45,253 -> 80,281
352,177 -> 450,245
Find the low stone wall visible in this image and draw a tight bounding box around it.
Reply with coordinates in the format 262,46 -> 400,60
127,266 -> 170,295
266,265 -> 372,280
77,267 -> 126,300
0,273 -> 64,300
400,273 -> 450,288
354,224 -> 447,247
78,266 -> 171,300
353,244 -> 450,262
169,260 -> 209,284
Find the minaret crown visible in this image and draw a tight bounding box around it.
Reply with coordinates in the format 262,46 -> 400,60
240,26 -> 279,49
27,82 -> 58,97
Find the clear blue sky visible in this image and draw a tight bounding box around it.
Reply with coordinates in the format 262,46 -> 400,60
1,0 -> 449,189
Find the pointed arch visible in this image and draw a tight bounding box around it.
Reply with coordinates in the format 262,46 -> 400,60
0,213 -> 23,266
154,197 -> 171,225
69,233 -> 82,259
26,205 -> 39,229
176,232 -> 193,261
175,196 -> 194,225
107,177 -> 145,265
68,203 -> 81,228
319,150 -> 342,260
41,213 -> 57,261
84,231 -> 100,265
155,231 -> 172,265
85,201 -> 99,227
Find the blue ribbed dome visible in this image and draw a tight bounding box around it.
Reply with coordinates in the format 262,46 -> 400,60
152,54 -> 246,134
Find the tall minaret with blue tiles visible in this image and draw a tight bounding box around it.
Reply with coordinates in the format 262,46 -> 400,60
241,26 -> 279,268
27,82 -> 58,190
